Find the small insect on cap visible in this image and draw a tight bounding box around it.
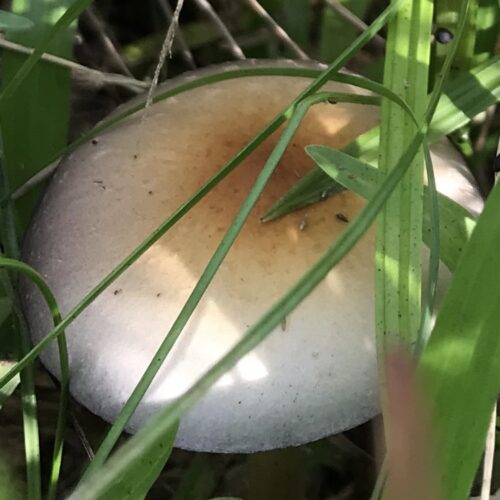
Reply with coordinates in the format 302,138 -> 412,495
21,61 -> 483,453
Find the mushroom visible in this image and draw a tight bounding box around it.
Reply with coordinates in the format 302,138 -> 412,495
21,60 -> 482,453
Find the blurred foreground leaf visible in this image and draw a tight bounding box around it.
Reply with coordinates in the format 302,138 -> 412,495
0,10 -> 33,31
68,422 -> 178,500
418,180 -> 500,500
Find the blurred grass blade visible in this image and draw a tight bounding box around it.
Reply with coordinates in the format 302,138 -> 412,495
474,0 -> 499,65
320,0 -> 372,63
70,131 -> 426,497
0,0 -> 94,107
306,145 -> 475,272
0,297 -> 11,327
0,451 -> 24,500
418,179 -> 500,500
0,0 -> 77,229
280,0 -> 310,49
68,422 -> 178,500
0,10 -> 33,31
433,0 -> 478,81
263,55 -> 499,222
171,455 -> 215,500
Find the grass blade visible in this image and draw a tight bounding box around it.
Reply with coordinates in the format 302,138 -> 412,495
0,0 -> 94,108
0,0 -> 77,228
418,178 -> 500,500
306,145 -> 475,272
375,0 -> 433,350
0,155 -> 41,500
262,56 -> 499,222
69,423 -> 178,500
0,10 -> 33,31
320,0 -> 372,63
0,257 -> 69,500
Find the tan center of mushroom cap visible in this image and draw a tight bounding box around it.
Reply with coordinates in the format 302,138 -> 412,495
21,62 -> 480,453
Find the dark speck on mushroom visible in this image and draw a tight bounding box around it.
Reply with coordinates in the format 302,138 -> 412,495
113,289 -> 122,295
336,213 -> 349,223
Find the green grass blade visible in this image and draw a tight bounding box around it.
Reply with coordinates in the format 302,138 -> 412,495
0,0 -> 94,108
0,10 -> 33,30
418,179 -> 500,500
319,0 -> 372,63
70,130 -> 426,497
263,55 -> 499,222
433,0 -> 478,81
0,450 -> 24,500
81,92 -> 379,480
170,455 -> 215,500
68,423 -> 178,500
0,257 -> 69,500
0,0 -> 77,229
0,297 -> 12,328
279,0 -> 310,50
0,156 -> 41,500
305,144 -> 475,272
419,141 -> 440,352
474,0 -> 500,65
375,0 -> 433,349
0,0 -> 405,394
4,69 -> 393,203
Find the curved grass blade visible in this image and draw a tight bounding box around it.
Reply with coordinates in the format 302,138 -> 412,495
0,156 -> 41,500
81,92 -> 380,480
0,0 -> 406,393
0,257 -> 69,500
305,144 -> 474,272
5,69 -> 401,205
4,27 -> 410,203
70,130 -> 427,498
262,56 -> 500,222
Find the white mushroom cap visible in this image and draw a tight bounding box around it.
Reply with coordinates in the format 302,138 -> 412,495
21,61 -> 482,453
